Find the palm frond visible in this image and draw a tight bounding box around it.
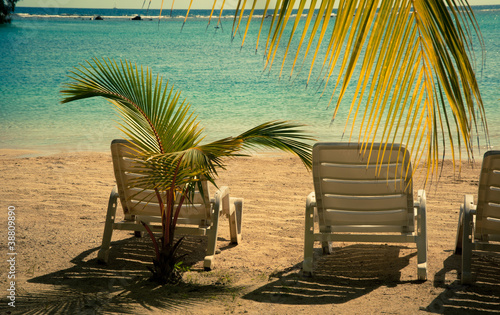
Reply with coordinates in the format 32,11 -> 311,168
62,58 -> 314,192
173,0 -> 487,177
61,58 -> 204,156
135,121 -> 315,192
235,120 -> 315,168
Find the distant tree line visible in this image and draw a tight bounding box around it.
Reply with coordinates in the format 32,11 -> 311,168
1,0 -> 19,24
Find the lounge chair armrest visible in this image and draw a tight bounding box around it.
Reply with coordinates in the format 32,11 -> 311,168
455,194 -> 477,255
413,189 -> 426,223
460,194 -> 477,284
213,186 -> 243,244
414,190 -> 426,212
110,185 -> 119,199
413,190 -> 427,232
464,194 -> 477,214
109,186 -> 120,216
214,186 -> 230,199
214,186 -> 231,216
463,194 -> 477,226
306,192 -> 316,209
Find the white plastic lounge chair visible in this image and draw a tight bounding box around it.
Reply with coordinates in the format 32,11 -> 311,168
303,142 -> 428,280
455,150 -> 500,284
97,139 -> 243,270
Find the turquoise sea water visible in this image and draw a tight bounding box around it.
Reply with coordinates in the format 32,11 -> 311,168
1,6 -> 499,155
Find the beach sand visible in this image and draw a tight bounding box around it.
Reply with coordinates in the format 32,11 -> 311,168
1,150 -> 500,314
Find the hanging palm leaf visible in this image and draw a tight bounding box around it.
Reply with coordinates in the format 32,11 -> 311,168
175,0 -> 486,181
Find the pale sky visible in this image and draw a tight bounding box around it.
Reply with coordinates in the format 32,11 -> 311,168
17,0 -> 500,10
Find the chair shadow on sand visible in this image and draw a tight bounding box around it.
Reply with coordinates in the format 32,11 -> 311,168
15,234 -> 241,314
426,251 -> 500,313
243,244 -> 419,305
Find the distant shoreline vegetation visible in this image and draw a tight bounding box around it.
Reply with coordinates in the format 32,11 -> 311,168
12,5 -> 500,21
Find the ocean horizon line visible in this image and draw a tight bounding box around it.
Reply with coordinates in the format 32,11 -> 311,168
12,5 -> 500,21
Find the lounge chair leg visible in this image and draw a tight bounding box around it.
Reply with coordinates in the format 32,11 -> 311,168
321,226 -> 332,254
303,194 -> 315,276
204,191 -> 223,271
455,204 -> 465,255
322,241 -> 333,255
416,190 -> 428,281
461,195 -> 476,284
228,198 -> 243,244
98,187 -> 119,264
133,216 -> 144,237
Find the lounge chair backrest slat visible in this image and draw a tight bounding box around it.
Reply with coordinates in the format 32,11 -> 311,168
316,145 -> 407,164
127,188 -> 207,205
324,209 -> 409,225
319,179 -> 407,196
321,195 -> 409,211
130,203 -> 211,223
318,163 -> 403,180
313,143 -> 413,232
111,139 -> 211,223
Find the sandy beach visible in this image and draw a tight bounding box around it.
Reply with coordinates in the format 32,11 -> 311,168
1,149 -> 500,314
